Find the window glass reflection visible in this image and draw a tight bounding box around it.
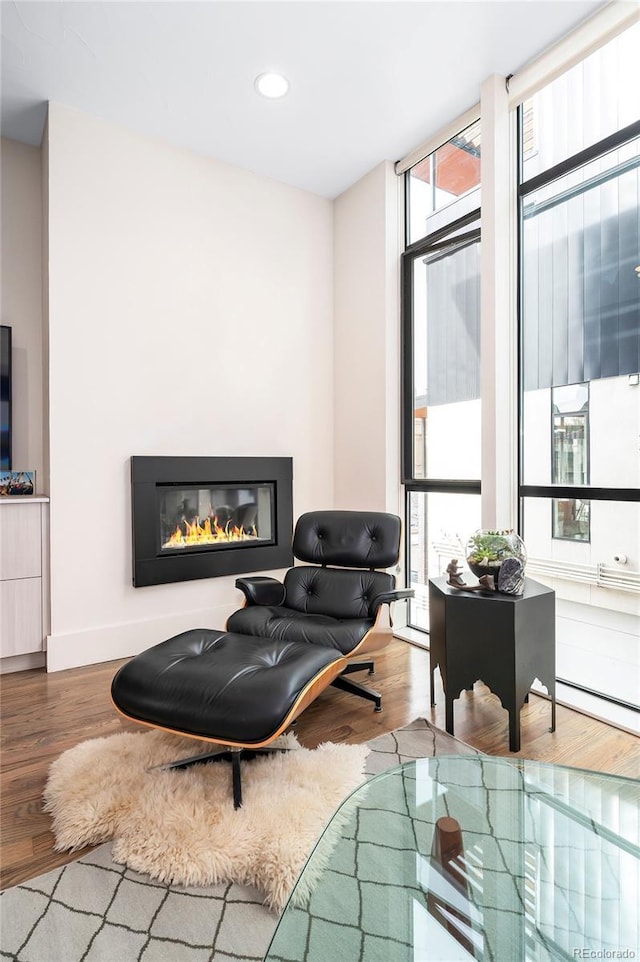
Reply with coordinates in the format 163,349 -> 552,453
409,120 -> 481,244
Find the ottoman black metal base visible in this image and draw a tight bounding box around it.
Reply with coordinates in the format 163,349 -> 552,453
149,745 -> 292,809
111,629 -> 347,808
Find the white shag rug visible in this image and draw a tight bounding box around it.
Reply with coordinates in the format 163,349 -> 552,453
43,729 -> 368,912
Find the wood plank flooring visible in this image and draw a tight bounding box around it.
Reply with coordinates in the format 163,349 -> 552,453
1,639 -> 639,890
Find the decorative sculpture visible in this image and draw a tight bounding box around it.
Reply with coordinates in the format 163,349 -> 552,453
446,559 -> 494,593
445,559 -> 467,588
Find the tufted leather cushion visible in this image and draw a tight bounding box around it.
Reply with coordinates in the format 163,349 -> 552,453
284,566 -> 394,619
111,629 -> 345,744
226,606 -> 373,654
293,511 -> 401,568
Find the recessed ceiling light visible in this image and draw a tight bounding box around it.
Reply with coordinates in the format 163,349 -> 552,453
254,72 -> 289,99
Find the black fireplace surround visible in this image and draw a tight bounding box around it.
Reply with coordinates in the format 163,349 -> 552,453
131,456 -> 293,587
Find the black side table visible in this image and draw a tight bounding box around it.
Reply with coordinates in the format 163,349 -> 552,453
428,576 -> 556,751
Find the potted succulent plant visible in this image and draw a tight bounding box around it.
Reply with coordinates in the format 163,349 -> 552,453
465,529 -> 527,581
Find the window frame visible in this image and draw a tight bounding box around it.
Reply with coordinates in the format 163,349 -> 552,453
551,498 -> 591,543
550,384 -> 591,543
402,189 -> 482,630
397,9 -> 640,652
402,205 -> 482,488
552,411 -> 589,488
516,73 -> 640,713
517,114 -> 640,526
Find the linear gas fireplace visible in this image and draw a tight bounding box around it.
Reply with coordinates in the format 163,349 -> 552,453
131,456 -> 293,587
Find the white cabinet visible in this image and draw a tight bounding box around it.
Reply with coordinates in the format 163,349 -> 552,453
0,498 -> 49,664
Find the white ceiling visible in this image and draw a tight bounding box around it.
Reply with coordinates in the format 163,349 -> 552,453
1,0 -> 606,198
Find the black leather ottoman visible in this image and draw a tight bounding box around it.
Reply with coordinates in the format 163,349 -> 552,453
111,629 -> 347,807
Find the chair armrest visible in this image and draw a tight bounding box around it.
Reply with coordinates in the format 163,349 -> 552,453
235,576 -> 285,606
368,588 -> 414,618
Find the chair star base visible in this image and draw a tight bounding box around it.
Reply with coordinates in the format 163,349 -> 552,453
331,675 -> 382,711
149,746 -> 294,809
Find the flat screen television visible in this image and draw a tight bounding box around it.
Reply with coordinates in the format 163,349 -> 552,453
0,325 -> 11,470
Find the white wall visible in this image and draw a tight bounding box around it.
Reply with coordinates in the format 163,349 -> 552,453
333,161 -> 401,515
590,375 -> 640,489
45,103 -> 334,671
0,138 -> 44,484
427,399 -> 481,480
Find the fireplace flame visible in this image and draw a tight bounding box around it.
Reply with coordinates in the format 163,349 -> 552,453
163,515 -> 259,549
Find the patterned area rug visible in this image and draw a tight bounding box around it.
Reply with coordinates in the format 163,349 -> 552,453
0,719 -> 477,962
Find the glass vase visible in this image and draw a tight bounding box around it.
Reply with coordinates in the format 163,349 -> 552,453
465,529 -> 527,587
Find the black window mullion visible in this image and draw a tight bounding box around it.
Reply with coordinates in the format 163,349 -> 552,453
405,207 -> 481,259
403,149 -> 483,635
518,118 -> 640,197
517,103 -> 527,539
401,251 -> 415,483
406,480 -> 481,495
421,229 -> 481,263
521,485 -> 639,502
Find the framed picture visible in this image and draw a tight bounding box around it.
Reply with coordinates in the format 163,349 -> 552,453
0,470 -> 35,496
0,325 -> 10,470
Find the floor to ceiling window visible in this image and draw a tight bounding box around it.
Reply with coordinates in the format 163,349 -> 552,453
517,23 -> 640,727
399,17 -> 639,730
402,120 -> 482,630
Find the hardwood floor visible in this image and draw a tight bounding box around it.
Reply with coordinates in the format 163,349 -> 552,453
1,639 -> 638,890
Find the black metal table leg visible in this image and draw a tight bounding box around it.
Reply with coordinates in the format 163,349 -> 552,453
231,751 -> 242,809
445,695 -> 454,737
508,704 -> 522,753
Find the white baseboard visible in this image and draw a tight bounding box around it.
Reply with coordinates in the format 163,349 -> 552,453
46,604 -> 237,672
393,626 -> 429,649
1,651 -> 46,674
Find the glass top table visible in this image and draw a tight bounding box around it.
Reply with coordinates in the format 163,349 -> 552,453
264,755 -> 640,962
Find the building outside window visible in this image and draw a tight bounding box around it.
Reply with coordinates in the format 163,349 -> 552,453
551,383 -> 590,541
518,22 -> 640,720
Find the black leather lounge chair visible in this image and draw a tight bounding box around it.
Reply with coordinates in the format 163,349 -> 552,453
111,510 -> 412,808
227,509 -> 413,712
